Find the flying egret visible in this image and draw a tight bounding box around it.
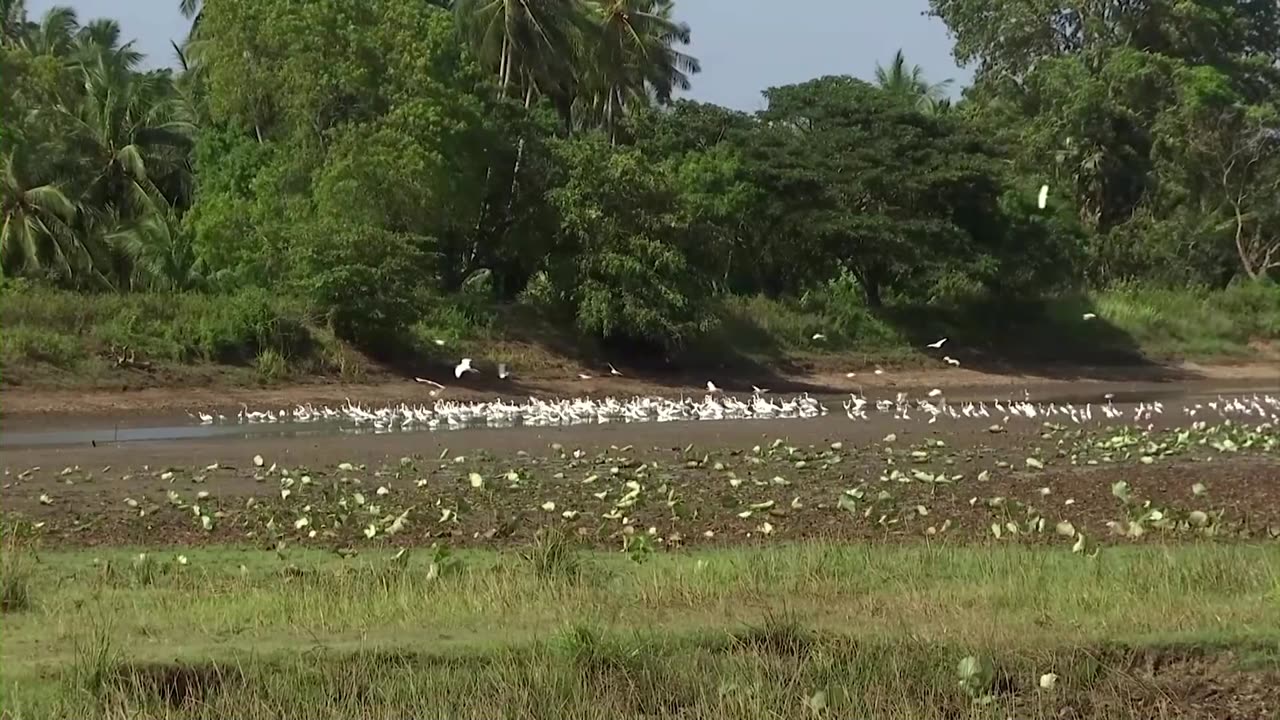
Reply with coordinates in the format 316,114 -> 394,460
608,363 -> 623,376
498,363 -> 511,379
1037,184 -> 1049,209
845,372 -> 857,378
927,338 -> 948,349
577,372 -> 593,380
752,385 -> 770,394
454,358 -> 477,379
874,368 -> 885,375
812,333 -> 827,341
433,339 -> 446,346
414,377 -> 445,389
706,381 -> 720,393
1082,312 -> 1097,320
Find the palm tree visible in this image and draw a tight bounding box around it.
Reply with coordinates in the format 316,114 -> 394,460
106,207 -> 206,291
1,0 -> 29,47
55,56 -> 195,217
1,149 -> 108,286
874,49 -> 953,113
586,0 -> 700,141
17,4 -> 76,56
72,17 -> 143,71
454,0 -> 585,104
178,0 -> 201,36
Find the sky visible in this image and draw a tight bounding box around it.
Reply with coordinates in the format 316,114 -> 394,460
28,0 -> 971,110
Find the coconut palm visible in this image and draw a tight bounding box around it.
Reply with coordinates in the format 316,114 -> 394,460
55,55 -> 195,217
454,0 -> 585,104
16,4 -> 76,56
1,0 -> 29,46
874,49 -> 953,113
72,17 -> 143,70
0,149 -> 109,286
178,0 -> 201,38
586,0 -> 699,139
105,207 -> 206,291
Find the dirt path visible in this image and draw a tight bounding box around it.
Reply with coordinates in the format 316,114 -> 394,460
3,359 -> 1277,419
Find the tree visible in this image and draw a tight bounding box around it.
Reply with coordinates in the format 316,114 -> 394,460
874,49 -> 953,113
927,0 -> 1280,83
1,0 -> 28,46
0,149 -> 106,286
1162,96 -> 1280,280
748,76 -> 1019,306
453,0 -> 584,105
585,0 -> 700,140
55,58 -> 194,218
547,133 -> 711,347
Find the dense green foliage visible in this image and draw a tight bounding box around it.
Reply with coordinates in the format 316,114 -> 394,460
1,0 -> 1276,361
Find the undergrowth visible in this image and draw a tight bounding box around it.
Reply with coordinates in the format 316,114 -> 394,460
2,279 -> 1276,389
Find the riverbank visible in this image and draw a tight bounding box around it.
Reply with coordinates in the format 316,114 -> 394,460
2,284 -> 1277,414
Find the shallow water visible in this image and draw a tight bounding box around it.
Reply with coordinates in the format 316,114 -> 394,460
2,382 -> 1275,450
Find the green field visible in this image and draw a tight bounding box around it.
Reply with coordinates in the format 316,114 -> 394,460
4,537 -> 1278,719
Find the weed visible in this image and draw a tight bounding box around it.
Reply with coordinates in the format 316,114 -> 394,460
521,527 -> 583,582
0,529 -> 34,613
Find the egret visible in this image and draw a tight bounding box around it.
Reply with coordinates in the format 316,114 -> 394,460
927,338 -> 948,349
1082,312 -> 1097,320
414,377 -> 445,389
1037,184 -> 1049,209
608,363 -> 623,376
812,333 -> 827,341
943,356 -> 961,367
498,363 -> 511,380
577,372 -> 593,380
454,358 -> 477,379
706,381 -> 720,393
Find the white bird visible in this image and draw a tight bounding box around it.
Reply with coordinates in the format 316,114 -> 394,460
1037,184 -> 1049,209
498,363 -> 511,379
706,381 -> 720,393
414,377 -> 445,389
845,372 -> 857,378
1082,312 -> 1097,320
928,388 -> 943,397
577,372 -> 593,380
874,368 -> 885,375
943,356 -> 961,367
608,363 -> 623,376
811,333 -> 827,341
433,339 -> 446,346
752,385 -> 770,394
927,338 -> 948,349
454,358 -> 477,379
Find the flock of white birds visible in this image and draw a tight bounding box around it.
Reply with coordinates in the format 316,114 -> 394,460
185,391 -> 1280,434
184,324 -> 1277,433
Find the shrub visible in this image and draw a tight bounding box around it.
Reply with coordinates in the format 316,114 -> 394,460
291,221 -> 431,351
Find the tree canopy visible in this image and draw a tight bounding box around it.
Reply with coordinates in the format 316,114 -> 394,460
1,0 -> 1275,351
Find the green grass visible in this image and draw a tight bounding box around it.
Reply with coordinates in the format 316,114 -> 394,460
2,280 -> 1277,390
0,284 -> 350,387
2,541 -> 1278,718
709,281 -> 1280,365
